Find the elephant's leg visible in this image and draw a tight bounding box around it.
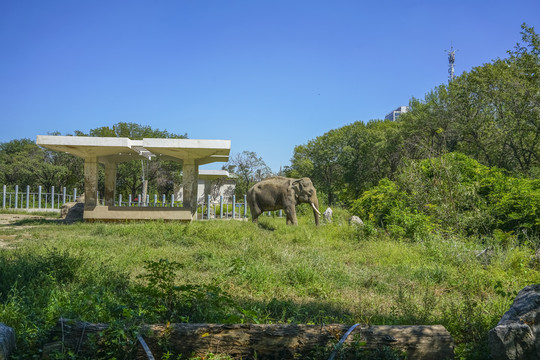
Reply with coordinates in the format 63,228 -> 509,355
284,205 -> 298,226
250,204 -> 262,223
252,212 -> 261,223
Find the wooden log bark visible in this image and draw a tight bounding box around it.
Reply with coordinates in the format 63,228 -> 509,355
44,320 -> 454,360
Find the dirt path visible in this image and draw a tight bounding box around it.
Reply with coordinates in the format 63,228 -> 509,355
0,213 -> 46,226
0,213 -> 49,248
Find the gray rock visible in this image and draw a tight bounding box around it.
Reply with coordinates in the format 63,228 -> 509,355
323,207 -> 332,222
62,202 -> 84,223
0,323 -> 16,360
349,215 -> 364,226
489,284 -> 540,360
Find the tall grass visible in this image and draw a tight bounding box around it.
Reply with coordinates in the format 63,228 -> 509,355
0,212 -> 539,359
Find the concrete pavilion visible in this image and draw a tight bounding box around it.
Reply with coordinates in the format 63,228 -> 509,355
36,135 -> 231,221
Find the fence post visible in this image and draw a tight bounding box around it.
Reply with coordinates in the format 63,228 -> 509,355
51,186 -> 55,209
14,185 -> 19,209
129,194 -> 132,206
62,187 -> 66,205
244,194 -> 247,218
232,195 -> 236,219
73,188 -> 77,201
279,209 -> 283,217
162,194 -> 166,207
2,185 -> 5,209
38,186 -> 42,209
138,194 -> 141,207
171,194 -> 174,207
26,185 -> 30,210
220,196 -> 223,219
207,195 -> 211,219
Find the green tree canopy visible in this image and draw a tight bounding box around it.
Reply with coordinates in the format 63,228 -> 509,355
0,123 -> 187,197
288,23 -> 540,208
223,151 -> 272,196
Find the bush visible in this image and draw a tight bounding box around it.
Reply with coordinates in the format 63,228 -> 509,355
350,153 -> 540,241
351,178 -> 436,239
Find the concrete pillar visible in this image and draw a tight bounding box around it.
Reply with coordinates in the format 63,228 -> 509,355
204,180 -> 212,201
104,162 -> 117,206
182,160 -> 199,215
84,156 -> 99,208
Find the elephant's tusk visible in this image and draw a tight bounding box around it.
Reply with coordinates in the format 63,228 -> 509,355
311,202 -> 321,215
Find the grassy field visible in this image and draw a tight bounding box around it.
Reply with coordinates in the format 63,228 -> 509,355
0,209 -> 539,359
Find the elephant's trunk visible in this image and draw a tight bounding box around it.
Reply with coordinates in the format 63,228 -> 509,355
311,199 -> 320,226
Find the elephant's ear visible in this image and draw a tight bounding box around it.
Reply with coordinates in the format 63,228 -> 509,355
291,179 -> 303,199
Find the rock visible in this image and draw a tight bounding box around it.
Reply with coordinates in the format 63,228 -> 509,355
349,216 -> 364,226
0,323 -> 16,360
489,284 -> 540,360
62,202 -> 84,223
323,207 -> 332,222
61,202 -> 76,218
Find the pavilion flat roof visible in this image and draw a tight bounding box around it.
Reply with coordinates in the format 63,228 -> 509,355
36,135 -> 231,164
142,138 -> 230,165
198,169 -> 231,180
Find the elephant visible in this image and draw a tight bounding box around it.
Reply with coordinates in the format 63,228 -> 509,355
247,176 -> 320,226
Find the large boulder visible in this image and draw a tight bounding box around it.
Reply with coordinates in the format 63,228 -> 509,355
0,323 -> 16,360
61,202 -> 84,223
489,284 -> 540,360
349,215 -> 364,226
323,207 -> 332,223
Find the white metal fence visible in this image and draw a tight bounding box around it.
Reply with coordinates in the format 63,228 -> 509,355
1,185 -> 283,220
1,185 -> 78,211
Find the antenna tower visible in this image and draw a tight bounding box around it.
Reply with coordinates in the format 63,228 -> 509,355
446,43 -> 456,83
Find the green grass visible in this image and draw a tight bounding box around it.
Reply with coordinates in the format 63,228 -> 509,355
0,208 -> 61,217
0,213 -> 539,359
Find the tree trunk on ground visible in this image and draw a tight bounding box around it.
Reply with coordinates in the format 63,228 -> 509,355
43,321 -> 454,360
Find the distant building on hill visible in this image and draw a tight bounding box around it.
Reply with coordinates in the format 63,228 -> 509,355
385,106 -> 408,121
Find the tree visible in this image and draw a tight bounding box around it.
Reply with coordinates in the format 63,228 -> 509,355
287,119 -> 404,205
0,138 -> 84,190
0,123 -> 187,198
223,151 -> 272,196
399,23 -> 540,175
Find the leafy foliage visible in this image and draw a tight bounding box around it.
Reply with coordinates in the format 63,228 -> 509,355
351,153 -> 540,240
222,150 -> 272,196
288,24 -> 540,208
0,123 -> 186,197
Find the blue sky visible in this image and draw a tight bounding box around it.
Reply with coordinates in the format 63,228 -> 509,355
1,1 -> 539,172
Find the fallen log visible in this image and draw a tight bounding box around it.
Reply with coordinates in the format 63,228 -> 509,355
44,320 -> 454,359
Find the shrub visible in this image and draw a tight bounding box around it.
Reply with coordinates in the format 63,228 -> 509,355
351,153 -> 540,241
351,178 -> 436,239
